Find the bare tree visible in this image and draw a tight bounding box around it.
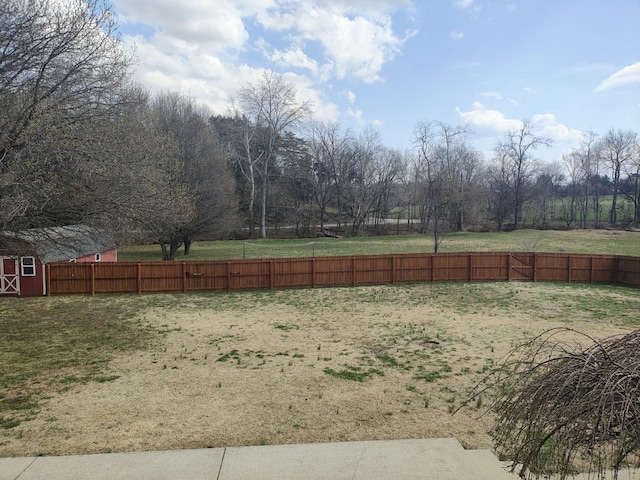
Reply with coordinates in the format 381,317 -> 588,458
412,121 -> 446,247
0,0 -> 132,165
210,111 -> 266,237
0,0 -> 134,233
307,121 -> 355,232
411,121 -> 481,249
599,129 -> 637,227
560,131 -> 605,228
487,151 -> 517,231
493,120 -> 552,229
436,123 -> 482,231
271,131 -> 316,235
580,131 -> 601,228
149,92 -> 237,260
344,127 -> 382,235
236,71 -> 312,238
368,147 -> 407,234
394,149 -> 418,233
622,141 -> 640,227
529,161 -> 564,227
561,150 -> 584,227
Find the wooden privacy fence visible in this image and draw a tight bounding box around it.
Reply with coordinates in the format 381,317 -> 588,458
45,252 -> 640,296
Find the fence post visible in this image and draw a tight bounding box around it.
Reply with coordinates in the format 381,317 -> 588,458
311,258 -> 315,288
91,263 -> 95,296
507,254 -> 512,281
46,263 -> 51,296
352,256 -> 356,286
182,262 -> 187,293
567,255 -> 572,283
468,254 -> 473,281
533,253 -> 537,282
391,255 -> 396,284
590,256 -> 594,283
270,260 -> 274,289
227,262 -> 231,291
137,263 -> 142,294
431,254 -> 435,282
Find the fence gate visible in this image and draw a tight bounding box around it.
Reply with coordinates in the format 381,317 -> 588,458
0,257 -> 20,295
510,253 -> 534,281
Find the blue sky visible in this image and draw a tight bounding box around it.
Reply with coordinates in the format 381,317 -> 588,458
111,0 -> 640,161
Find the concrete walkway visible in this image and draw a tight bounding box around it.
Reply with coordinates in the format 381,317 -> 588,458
1,438 -> 518,480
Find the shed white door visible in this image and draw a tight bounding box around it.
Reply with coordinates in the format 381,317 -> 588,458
0,257 -> 20,295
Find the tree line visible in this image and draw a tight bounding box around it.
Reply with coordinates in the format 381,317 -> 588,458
215,104 -> 639,251
2,0 -> 639,259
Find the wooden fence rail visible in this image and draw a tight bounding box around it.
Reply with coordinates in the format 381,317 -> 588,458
45,252 -> 640,296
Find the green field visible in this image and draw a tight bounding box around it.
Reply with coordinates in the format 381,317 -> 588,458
118,229 -> 640,261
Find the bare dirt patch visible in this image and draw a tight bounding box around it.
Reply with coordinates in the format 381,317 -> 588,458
1,282 -> 638,457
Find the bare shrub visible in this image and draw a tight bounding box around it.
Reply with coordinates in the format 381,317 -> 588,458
466,327 -> 640,479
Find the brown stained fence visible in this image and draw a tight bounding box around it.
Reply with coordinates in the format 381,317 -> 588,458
45,252 -> 640,296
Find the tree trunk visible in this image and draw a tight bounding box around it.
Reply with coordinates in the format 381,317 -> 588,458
160,239 -> 182,260
610,163 -> 621,227
456,209 -> 464,232
260,177 -> 268,238
433,210 -> 440,253
169,240 -> 181,260
248,166 -> 256,237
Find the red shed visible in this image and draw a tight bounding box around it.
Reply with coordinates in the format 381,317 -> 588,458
0,225 -> 116,297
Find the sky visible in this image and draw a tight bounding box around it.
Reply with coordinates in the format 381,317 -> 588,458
110,0 -> 640,162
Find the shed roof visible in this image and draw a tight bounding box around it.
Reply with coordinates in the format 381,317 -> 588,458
0,224 -> 115,263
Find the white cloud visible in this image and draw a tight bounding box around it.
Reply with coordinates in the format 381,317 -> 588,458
480,91 -> 503,100
449,30 -> 464,40
256,2 -> 411,83
320,14 -> 404,82
341,90 -> 357,104
114,0 -> 250,52
347,107 -> 365,125
457,106 -> 522,132
457,105 -> 582,145
454,0 -> 481,12
296,83 -> 340,122
530,114 -> 583,143
594,62 -> 640,93
347,107 -> 384,127
114,0 -> 412,126
318,0 -> 413,15
531,113 -> 556,126
479,90 -> 519,106
538,124 -> 583,143
268,46 -> 319,74
455,0 -> 474,9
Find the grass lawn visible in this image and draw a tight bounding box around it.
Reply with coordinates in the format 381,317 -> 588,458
118,229 -> 640,261
2,230 -> 639,459
1,281 -> 640,457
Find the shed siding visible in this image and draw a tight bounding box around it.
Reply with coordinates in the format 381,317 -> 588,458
9,256 -> 44,296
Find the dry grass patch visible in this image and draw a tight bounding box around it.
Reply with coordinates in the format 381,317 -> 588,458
1,282 -> 639,457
